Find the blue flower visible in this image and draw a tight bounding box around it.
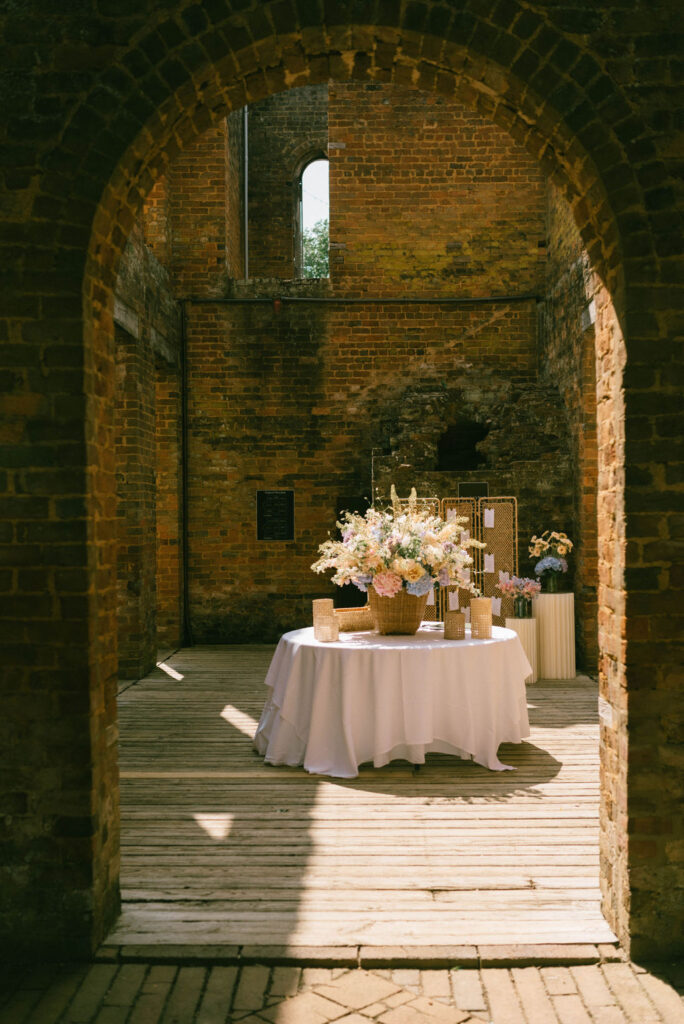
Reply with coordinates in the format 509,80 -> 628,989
535,556 -> 568,575
406,573 -> 434,597
353,574 -> 372,592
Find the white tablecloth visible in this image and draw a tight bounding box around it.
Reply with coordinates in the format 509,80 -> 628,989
254,624 -> 531,778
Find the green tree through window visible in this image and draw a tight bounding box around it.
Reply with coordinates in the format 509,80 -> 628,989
302,218 -> 329,278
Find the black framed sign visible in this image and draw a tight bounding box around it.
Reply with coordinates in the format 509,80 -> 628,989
256,490 -> 295,541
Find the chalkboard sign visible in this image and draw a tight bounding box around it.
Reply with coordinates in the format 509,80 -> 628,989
458,482 -> 489,498
257,490 -> 295,541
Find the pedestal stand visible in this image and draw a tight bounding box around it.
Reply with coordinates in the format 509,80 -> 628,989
533,592 -> 576,678
505,617 -> 538,684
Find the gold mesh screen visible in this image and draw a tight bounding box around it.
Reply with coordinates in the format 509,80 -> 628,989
478,496 -> 518,627
439,498 -> 479,622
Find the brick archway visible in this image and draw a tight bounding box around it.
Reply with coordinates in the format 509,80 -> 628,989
2,2 -> 680,960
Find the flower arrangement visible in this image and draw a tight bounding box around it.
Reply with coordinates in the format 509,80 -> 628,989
311,487 -> 483,598
496,575 -> 542,600
529,530 -> 572,577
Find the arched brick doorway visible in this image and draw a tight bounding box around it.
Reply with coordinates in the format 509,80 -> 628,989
1,4 -> 681,961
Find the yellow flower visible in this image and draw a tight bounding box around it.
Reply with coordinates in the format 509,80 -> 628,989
557,544 -> 567,555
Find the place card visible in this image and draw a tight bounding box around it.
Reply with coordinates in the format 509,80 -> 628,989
448,590 -> 459,610
484,553 -> 495,573
499,569 -> 510,583
426,588 -> 435,606
464,607 -> 471,622
491,596 -> 502,616
460,530 -> 470,544
447,509 -> 458,521
484,507 -> 495,528
462,567 -> 470,582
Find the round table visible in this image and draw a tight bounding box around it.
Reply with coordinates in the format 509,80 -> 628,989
254,624 -> 532,778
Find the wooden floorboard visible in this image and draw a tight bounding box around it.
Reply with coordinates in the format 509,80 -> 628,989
110,644 -> 617,948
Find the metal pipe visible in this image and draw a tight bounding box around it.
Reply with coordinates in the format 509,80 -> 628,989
183,293 -> 541,306
243,106 -> 249,280
179,299 -> 193,647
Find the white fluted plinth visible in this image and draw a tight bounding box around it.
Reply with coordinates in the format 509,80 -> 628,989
505,617 -> 538,684
533,592 -> 576,679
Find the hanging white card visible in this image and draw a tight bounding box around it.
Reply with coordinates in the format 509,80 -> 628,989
460,530 -> 470,544
448,590 -> 459,610
491,597 -> 502,616
464,607 -> 471,622
484,553 -> 495,573
447,509 -> 457,521
484,507 -> 495,528
426,589 -> 435,606
462,567 -> 470,582
498,569 -> 510,583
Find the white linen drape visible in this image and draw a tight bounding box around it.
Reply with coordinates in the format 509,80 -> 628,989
254,625 -> 532,778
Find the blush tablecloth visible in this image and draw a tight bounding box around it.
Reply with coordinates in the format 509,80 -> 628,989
253,624 -> 531,778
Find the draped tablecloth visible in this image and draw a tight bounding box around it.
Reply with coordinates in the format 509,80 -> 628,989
253,624 -> 532,778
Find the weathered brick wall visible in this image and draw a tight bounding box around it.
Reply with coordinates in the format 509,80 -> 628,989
247,85 -> 328,278
225,110 -> 245,281
114,222 -> 181,675
166,123 -> 230,297
1,0 -> 682,962
184,86 -> 570,643
329,83 -> 546,297
143,177 -> 171,269
541,183 -> 599,670
155,360 -> 184,650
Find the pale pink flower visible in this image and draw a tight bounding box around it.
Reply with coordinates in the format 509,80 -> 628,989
372,571 -> 403,597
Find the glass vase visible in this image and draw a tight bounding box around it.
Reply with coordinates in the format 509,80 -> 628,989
513,595 -> 532,618
542,572 -> 559,593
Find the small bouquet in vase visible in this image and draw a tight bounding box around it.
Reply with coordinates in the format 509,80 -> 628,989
496,574 -> 541,618
529,530 -> 573,592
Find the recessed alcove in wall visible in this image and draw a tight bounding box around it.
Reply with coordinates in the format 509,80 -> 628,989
437,420 -> 490,471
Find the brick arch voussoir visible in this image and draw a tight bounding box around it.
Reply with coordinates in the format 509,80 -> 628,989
73,10 -> 649,304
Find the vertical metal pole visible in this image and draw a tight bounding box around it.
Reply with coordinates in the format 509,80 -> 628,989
243,106 -> 249,279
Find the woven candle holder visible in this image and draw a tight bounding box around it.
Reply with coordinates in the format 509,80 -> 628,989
470,597 -> 493,639
313,598 -> 339,641
444,610 -> 466,640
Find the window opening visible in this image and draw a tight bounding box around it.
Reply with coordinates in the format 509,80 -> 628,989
297,158 -> 329,278
437,420 -> 489,471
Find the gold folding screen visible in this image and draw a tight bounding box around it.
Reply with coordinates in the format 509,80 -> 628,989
439,496 -> 518,624
441,498 -> 479,625
477,496 -> 518,626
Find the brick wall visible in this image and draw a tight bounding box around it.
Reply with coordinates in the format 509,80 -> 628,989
329,83 -> 546,297
154,358 -> 184,651
247,85 -> 328,278
541,183 -> 599,670
114,222 -> 180,676
167,123 -> 231,298
2,0 -> 682,959
182,86 -> 573,644
225,109 -> 245,280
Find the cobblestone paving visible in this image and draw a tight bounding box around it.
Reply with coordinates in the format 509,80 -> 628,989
1,960 -> 683,1024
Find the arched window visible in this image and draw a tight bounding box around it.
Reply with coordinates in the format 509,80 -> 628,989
296,157 -> 329,278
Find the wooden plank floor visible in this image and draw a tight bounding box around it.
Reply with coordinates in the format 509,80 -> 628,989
110,644 -> 617,949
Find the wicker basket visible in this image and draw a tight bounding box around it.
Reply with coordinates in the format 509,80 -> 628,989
334,604 -> 374,632
368,588 -> 430,635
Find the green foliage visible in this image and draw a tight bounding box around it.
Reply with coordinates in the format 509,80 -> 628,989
301,218 -> 329,278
